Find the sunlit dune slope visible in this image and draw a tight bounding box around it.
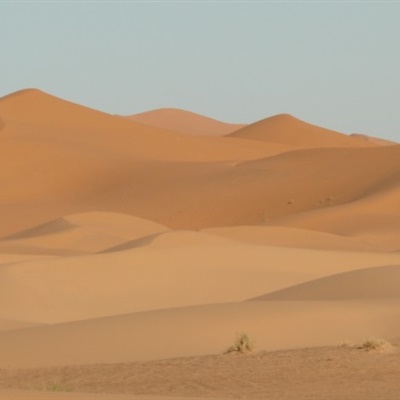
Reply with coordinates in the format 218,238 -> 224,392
103,145 -> 400,231
230,114 -> 379,148
2,233 -> 400,324
127,108 -> 246,136
0,212 -> 168,255
0,89 -> 398,244
0,131 -> 399,237
203,226 -> 373,252
1,89 -> 398,239
350,133 -> 397,146
249,264 -> 400,301
271,185 -> 400,251
1,86 -> 400,390
0,299 -> 399,368
0,89 -> 284,162
0,89 -> 296,236
0,319 -> 43,334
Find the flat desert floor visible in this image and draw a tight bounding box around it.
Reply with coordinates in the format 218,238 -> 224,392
0,89 -> 399,399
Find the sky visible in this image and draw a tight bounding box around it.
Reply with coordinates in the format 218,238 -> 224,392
1,1 -> 399,141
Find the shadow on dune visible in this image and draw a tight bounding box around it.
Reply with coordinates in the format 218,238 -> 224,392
248,264 -> 400,301
100,232 -> 162,253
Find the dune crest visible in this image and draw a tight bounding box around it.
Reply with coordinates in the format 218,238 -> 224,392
0,212 -> 169,255
249,264 -> 400,301
230,113 -> 378,148
270,184 -> 400,251
350,133 -> 397,146
127,108 -> 246,136
0,88 -> 288,161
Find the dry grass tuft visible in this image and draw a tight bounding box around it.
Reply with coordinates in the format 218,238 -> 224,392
225,332 -> 255,354
357,337 -> 392,352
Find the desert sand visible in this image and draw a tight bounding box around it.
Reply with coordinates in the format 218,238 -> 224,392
0,88 -> 399,399
127,108 -> 246,136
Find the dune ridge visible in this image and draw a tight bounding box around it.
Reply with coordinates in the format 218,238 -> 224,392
0,212 -> 169,255
1,236 -> 400,324
249,264 -> 400,301
230,113 -> 380,148
0,139 -> 398,238
0,89 -> 296,237
350,132 -> 397,146
127,108 -> 246,136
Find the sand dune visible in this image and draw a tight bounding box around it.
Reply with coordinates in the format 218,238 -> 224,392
350,133 -> 397,146
250,264 -> 400,301
204,225 -> 373,251
271,184 -> 400,251
230,113 -> 378,148
102,230 -> 238,253
10,144 -> 396,237
0,89 -> 294,237
0,89 -> 285,163
0,212 -> 168,255
0,254 -> 56,266
1,88 -> 399,398
0,319 -> 43,334
0,299 -> 399,368
1,91 -> 398,240
127,108 -> 245,136
1,233 -> 400,325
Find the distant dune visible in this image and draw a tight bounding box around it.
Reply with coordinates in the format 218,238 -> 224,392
0,89 -> 276,163
0,89 -> 292,237
0,88 -> 399,399
350,133 -> 397,146
230,113 -> 382,148
126,108 -> 246,136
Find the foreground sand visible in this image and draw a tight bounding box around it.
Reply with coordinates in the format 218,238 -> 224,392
1,344 -> 399,400
0,89 -> 399,399
0,390 -> 165,400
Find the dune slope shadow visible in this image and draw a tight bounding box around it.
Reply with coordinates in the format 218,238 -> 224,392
248,264 -> 400,301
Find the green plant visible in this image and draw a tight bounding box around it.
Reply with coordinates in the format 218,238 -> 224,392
225,332 -> 255,354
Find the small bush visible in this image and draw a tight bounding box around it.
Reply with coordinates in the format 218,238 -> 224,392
225,332 -> 255,354
358,336 -> 391,351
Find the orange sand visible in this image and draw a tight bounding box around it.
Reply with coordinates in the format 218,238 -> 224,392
0,89 -> 399,399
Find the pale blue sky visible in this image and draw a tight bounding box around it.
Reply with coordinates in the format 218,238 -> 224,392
1,1 -> 399,141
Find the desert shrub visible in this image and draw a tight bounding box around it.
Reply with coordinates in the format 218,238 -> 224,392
358,336 -> 391,351
225,332 -> 255,354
